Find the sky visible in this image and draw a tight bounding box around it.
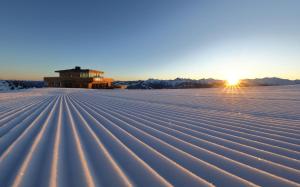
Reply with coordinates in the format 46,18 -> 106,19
0,0 -> 300,81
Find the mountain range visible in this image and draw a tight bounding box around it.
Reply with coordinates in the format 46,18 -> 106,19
114,77 -> 300,89
1,77 -> 299,91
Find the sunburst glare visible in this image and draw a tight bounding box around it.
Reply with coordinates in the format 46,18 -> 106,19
226,76 -> 240,87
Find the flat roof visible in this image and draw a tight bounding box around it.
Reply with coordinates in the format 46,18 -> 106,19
55,67 -> 104,74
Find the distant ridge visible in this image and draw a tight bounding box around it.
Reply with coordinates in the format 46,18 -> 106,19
114,77 -> 300,89
1,78 -> 299,91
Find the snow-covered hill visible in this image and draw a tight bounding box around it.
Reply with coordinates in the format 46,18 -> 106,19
0,80 -> 44,92
0,87 -> 300,186
240,77 -> 297,86
0,80 -> 11,91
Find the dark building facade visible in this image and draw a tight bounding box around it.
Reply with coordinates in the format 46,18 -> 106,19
44,66 -> 113,88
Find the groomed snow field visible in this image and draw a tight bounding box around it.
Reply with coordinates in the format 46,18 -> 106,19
0,86 -> 300,187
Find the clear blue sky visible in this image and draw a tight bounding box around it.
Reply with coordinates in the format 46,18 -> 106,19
0,0 -> 300,80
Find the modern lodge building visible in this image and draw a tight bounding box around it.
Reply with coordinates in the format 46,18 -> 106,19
44,66 -> 113,88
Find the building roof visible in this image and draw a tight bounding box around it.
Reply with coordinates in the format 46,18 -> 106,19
55,66 -> 104,74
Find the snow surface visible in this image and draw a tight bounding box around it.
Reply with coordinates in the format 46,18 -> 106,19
0,86 -> 300,187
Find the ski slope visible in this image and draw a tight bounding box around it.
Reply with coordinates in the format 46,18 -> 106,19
0,86 -> 300,187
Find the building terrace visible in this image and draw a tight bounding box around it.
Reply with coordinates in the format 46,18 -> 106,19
44,66 -> 113,88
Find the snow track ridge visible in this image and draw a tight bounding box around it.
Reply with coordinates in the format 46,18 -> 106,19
0,87 -> 300,187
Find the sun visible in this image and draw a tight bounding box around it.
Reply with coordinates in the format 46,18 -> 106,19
220,65 -> 244,88
226,76 -> 240,86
